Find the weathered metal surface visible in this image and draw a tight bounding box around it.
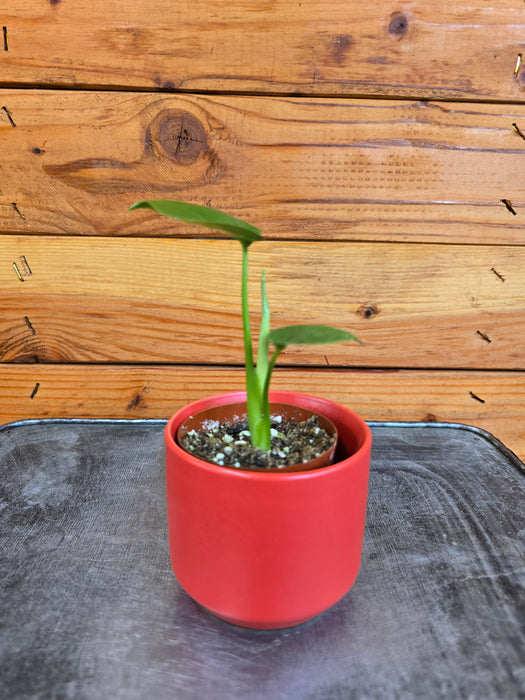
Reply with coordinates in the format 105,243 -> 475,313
1,420 -> 523,699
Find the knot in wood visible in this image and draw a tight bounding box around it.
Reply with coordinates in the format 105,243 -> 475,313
356,303 -> 380,319
147,109 -> 207,165
388,12 -> 409,37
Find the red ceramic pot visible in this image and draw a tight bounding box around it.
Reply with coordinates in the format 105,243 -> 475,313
165,390 -> 372,629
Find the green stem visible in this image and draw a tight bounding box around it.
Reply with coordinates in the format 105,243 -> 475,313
256,271 -> 270,395
242,244 -> 261,443
263,345 -> 284,403
241,244 -> 254,377
259,345 -> 284,441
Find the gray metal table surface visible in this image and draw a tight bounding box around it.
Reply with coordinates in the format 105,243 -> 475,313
0,419 -> 524,700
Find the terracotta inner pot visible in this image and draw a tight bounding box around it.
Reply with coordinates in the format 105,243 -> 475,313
175,401 -> 338,473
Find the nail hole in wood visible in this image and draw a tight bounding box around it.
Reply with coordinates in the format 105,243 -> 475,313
501,199 -> 517,215
512,123 -> 525,140
2,106 -> 16,127
30,383 -> 40,400
476,330 -> 492,343
515,53 -> 522,76
12,262 -> 24,282
11,202 -> 25,219
18,256 -> 32,276
24,317 -> 36,336
490,267 -> 505,282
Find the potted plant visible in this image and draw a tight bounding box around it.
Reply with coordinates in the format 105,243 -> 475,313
129,200 -> 372,629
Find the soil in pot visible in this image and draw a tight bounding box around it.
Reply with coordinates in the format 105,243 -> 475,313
181,413 -> 335,470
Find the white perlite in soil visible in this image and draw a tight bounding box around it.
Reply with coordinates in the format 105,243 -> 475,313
181,415 -> 335,469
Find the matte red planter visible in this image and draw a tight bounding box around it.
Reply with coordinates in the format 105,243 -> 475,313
165,390 -> 372,629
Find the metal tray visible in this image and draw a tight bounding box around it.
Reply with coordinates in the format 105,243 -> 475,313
1,420 -> 523,699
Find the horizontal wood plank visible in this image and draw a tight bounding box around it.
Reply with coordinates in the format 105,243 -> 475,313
0,365 -> 523,461
0,237 -> 523,368
1,91 -> 524,243
1,2 -> 524,101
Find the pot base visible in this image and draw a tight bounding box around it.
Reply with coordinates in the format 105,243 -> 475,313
200,588 -> 351,630
206,608 -> 324,630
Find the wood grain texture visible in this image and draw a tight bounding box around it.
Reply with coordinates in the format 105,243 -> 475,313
1,2 -> 524,101
1,236 -> 523,368
1,3 -> 524,463
0,365 -> 523,460
1,91 -> 524,243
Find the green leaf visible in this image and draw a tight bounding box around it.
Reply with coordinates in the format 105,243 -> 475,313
255,271 -> 270,395
129,200 -> 262,247
268,325 -> 361,348
253,271 -> 272,450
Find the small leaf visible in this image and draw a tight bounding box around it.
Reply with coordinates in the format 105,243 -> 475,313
129,200 -> 262,247
269,325 -> 361,348
256,271 -> 270,394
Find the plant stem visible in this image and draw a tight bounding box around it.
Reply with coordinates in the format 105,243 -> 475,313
252,271 -> 272,451
242,244 -> 262,445
256,271 -> 270,396
241,244 -> 254,376
262,345 -> 284,415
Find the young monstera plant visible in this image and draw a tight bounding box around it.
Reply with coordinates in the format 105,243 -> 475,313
129,200 -> 360,452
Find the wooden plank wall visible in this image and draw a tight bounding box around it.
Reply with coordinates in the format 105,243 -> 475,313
1,1 -> 524,459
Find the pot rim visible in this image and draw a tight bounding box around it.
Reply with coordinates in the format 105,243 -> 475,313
165,390 -> 372,481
